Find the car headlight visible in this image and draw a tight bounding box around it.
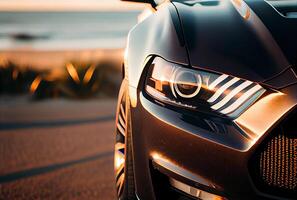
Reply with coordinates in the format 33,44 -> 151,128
145,57 -> 266,119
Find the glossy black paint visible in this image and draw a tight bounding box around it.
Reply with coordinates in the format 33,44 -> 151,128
173,0 -> 296,84
125,0 -> 297,89
119,0 -> 297,199
130,85 -> 297,200
124,2 -> 188,88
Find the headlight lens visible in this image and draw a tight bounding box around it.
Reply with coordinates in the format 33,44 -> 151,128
145,57 -> 266,118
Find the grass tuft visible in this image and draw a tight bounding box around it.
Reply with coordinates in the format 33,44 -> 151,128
0,61 -> 122,99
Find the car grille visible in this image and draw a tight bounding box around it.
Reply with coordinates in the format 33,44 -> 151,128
250,109 -> 297,198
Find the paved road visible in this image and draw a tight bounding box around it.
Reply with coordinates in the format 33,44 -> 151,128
0,97 -> 117,200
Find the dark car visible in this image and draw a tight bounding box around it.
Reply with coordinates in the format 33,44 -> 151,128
114,0 -> 297,199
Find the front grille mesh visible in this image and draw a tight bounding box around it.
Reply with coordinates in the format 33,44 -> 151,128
250,110 -> 297,198
259,132 -> 297,190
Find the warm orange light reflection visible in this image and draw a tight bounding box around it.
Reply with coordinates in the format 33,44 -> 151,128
233,0 -> 288,68
129,86 -> 138,108
66,63 -> 80,84
83,64 -> 96,84
43,68 -> 64,82
151,152 -> 217,191
214,197 -> 225,200
12,69 -> 19,80
115,155 -> 125,170
231,0 -> 251,20
235,92 -> 296,147
114,150 -> 125,171
151,152 -> 163,161
30,76 -> 42,93
0,57 -> 8,67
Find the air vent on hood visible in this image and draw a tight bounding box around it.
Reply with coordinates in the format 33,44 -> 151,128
267,0 -> 297,18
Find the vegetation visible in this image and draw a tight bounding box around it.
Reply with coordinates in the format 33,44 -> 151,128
0,60 -> 121,99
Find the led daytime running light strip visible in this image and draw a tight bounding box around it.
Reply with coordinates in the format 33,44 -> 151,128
207,75 -> 265,115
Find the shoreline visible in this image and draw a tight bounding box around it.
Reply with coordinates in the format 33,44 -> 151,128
0,48 -> 124,70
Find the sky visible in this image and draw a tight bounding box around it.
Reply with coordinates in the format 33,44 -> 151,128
0,0 -> 146,11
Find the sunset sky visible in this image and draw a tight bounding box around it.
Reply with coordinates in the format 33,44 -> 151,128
0,0 -> 146,11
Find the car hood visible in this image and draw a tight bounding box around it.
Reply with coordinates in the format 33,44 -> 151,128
173,0 -> 297,86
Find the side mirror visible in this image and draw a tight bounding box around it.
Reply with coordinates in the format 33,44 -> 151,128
121,0 -> 158,9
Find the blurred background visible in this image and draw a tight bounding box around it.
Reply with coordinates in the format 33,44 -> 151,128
0,0 -> 146,199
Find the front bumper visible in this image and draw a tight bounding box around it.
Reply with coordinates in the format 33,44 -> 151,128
129,84 -> 297,200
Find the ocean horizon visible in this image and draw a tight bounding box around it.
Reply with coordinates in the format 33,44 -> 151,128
0,11 -> 141,51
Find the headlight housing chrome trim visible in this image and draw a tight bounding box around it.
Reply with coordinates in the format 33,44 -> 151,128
145,57 -> 266,119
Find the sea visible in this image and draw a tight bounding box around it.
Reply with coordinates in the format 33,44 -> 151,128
0,11 -> 141,51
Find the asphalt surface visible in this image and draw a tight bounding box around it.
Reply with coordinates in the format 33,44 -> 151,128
0,96 -> 117,200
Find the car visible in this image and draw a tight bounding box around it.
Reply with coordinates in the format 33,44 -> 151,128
113,0 -> 297,199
